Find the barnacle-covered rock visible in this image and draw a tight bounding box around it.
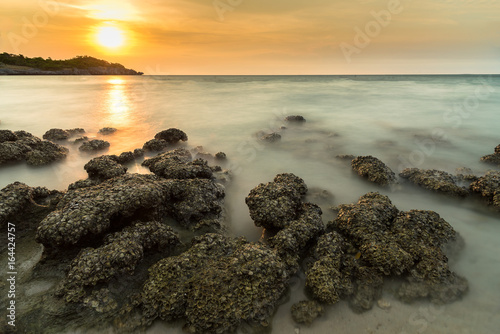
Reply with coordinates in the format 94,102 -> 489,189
0,182 -> 62,250
399,168 -> 469,197
56,221 -> 180,303
142,138 -> 168,152
398,273 -> 469,304
480,144 -> 500,166
84,155 -> 127,181
245,173 -> 307,230
291,300 -> 324,325
142,148 -> 213,180
260,132 -> 281,143
154,128 -> 188,144
305,231 -> 353,304
24,140 -> 69,166
469,170 -> 500,210
0,131 -> 68,166
37,173 -> 226,247
0,129 -> 18,142
43,128 -> 70,141
79,139 -> 110,152
111,151 -> 135,164
138,234 -> 287,334
36,174 -> 171,247
351,156 -> 397,186
98,127 -> 117,135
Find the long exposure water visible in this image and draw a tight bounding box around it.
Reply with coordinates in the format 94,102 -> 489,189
1,75 -> 499,333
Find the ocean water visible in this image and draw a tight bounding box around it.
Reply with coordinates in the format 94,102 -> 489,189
1,75 -> 500,333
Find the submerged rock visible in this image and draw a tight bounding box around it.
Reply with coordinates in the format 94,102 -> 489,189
56,221 -> 180,303
291,300 -> 324,325
79,139 -> 110,152
260,132 -> 282,143
0,131 -> 68,166
400,168 -> 469,197
98,127 -> 117,135
285,115 -> 306,123
351,156 -> 397,186
142,148 -> 213,180
469,171 -> 500,210
137,234 -> 287,334
154,128 -> 188,144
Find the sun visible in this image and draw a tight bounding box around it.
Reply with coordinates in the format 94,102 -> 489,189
96,26 -> 125,48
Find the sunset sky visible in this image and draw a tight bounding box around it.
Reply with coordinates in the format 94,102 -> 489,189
1,0 -> 499,74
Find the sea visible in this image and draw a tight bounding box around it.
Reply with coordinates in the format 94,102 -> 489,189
1,75 -> 499,334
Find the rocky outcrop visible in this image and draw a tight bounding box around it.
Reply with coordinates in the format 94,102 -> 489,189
0,130 -> 68,166
305,193 -> 468,311
351,156 -> 397,186
260,133 -> 281,143
400,168 -> 469,197
154,128 -> 188,144
79,139 -> 110,152
56,221 -> 180,303
469,171 -> 500,210
43,128 -> 85,141
84,155 -> 128,181
98,127 -> 117,135
0,66 -> 143,75
291,300 -> 324,325
285,115 -> 306,123
137,234 -> 288,334
142,148 -> 214,180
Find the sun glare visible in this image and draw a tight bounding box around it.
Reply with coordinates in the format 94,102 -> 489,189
96,26 -> 125,48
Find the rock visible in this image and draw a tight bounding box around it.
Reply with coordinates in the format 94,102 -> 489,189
291,300 -> 324,325
455,167 -> 478,182
98,127 -> 117,135
36,173 -> 226,247
154,128 -> 188,144
260,133 -> 281,143
66,128 -> 86,137
74,136 -> 88,144
56,221 -> 180,303
109,151 -> 135,164
245,173 -> 307,230
398,273 -> 469,304
143,138 -> 168,152
480,144 -> 500,166
285,115 -> 306,122
351,156 -> 397,186
24,141 -> 69,166
215,152 -> 227,160
43,128 -> 70,141
377,299 -> 391,310
84,155 -> 127,180
137,234 -> 288,334
0,132 -> 68,166
0,129 -> 17,142
142,148 -> 213,180
133,148 -> 145,158
399,168 -> 469,197
469,171 -> 500,210
79,139 -> 110,152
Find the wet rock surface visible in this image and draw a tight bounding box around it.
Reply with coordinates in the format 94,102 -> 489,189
154,128 -> 188,144
142,148 -> 214,180
143,138 -> 168,152
480,144 -> 500,166
98,127 -> 117,135
351,156 -> 397,186
84,155 -> 128,181
43,128 -> 85,141
400,168 -> 469,197
136,233 -> 288,334
0,130 -> 68,166
305,193 -> 468,311
79,139 -> 110,152
470,171 -> 500,210
56,221 -> 180,303
291,300 -> 324,325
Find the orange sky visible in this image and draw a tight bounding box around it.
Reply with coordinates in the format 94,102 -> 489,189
1,0 -> 499,74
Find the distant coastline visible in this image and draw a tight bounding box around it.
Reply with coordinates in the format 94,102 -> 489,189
0,53 -> 143,75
